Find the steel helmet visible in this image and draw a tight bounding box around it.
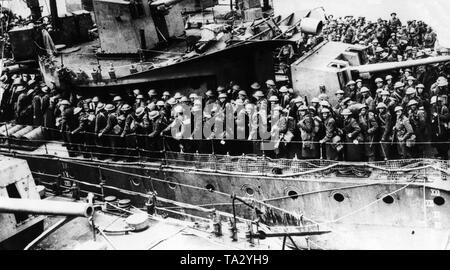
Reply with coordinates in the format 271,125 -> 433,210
254,90 -> 264,97
374,78 -> 383,83
320,100 -> 330,107
298,105 -> 308,111
105,104 -> 116,112
430,96 -> 437,104
394,106 -> 403,112
167,98 -> 177,105
189,93 -> 198,99
407,76 -> 416,81
218,93 -> 228,99
250,82 -> 261,90
268,95 -> 279,102
120,104 -> 132,111
265,79 -> 276,86
360,87 -> 370,93
415,84 -> 425,89
346,80 -> 356,86
135,107 -> 146,117
321,107 -> 331,113
162,91 -> 170,96
148,89 -> 157,96
174,92 -> 182,99
156,100 -> 165,106
174,106 -> 184,114
405,88 -> 415,95
180,96 -> 189,102
376,102 -> 387,109
385,75 -> 393,80
341,109 -> 352,115
394,82 -> 404,89
407,100 -> 418,107
279,86 -> 288,93
113,96 -> 122,102
238,90 -> 247,96
311,97 -> 320,103
335,89 -> 345,95
136,94 -> 144,99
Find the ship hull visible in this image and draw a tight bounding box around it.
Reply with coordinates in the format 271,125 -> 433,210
2,149 -> 449,250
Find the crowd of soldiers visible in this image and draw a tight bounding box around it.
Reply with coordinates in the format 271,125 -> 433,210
0,66 -> 449,162
320,12 -> 442,63
1,12 -> 449,162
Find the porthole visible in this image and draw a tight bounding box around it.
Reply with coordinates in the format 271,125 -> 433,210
434,196 -> 445,206
333,193 -> 345,202
288,190 -> 299,200
130,178 -> 140,187
272,167 -> 283,175
165,177 -> 177,190
205,184 -> 215,192
245,187 -> 254,196
168,182 -> 176,189
383,195 -> 394,204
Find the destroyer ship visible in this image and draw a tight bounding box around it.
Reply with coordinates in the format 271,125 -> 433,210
1,0 -> 450,250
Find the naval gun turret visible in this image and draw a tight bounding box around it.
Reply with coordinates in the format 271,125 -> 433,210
0,155 -> 93,250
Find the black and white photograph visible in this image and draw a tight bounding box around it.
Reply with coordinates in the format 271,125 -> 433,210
0,0 -> 450,256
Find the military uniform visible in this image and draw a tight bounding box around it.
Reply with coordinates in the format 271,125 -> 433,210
359,111 -> 378,161
431,103 -> 450,159
99,111 -> 119,159
298,114 -> 321,159
320,115 -> 340,160
394,114 -> 415,159
342,116 -> 363,161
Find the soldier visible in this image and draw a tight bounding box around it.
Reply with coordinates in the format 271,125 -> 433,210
401,87 -> 417,108
359,87 -> 375,111
266,79 -> 279,99
374,78 -> 384,92
15,86 -> 32,125
407,99 -> 427,158
113,96 -> 124,114
341,108 -> 363,161
298,106 -> 321,159
405,76 -> 416,88
274,107 -> 295,158
359,105 -> 378,161
228,84 -> 241,100
279,87 -> 290,108
334,89 -> 345,110
189,93 -> 199,105
59,100 -> 77,156
162,91 -> 171,102
70,107 -> 89,157
134,94 -> 146,110
148,89 -> 158,104
147,110 -> 165,159
430,96 -> 450,159
385,75 -> 394,92
319,107 -> 341,160
98,104 -> 118,160
393,106 -> 415,159
345,80 -> 357,101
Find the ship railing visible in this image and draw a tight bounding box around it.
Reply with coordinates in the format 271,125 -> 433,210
0,123 -> 449,179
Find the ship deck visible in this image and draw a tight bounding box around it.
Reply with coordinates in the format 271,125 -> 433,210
51,28 -> 204,83
33,196 -> 282,250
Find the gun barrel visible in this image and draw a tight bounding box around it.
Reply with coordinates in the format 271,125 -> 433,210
0,198 -> 93,218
